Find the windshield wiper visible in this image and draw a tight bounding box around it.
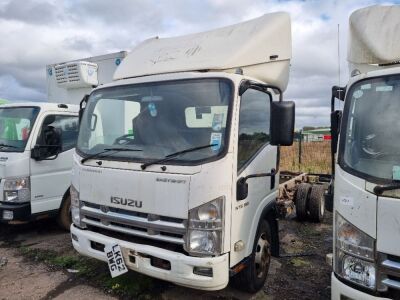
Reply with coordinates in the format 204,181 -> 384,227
81,147 -> 142,164
373,183 -> 400,195
141,144 -> 217,170
0,143 -> 17,149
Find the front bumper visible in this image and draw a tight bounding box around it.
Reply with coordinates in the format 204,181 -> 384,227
71,225 -> 230,290
0,201 -> 31,222
331,273 -> 391,300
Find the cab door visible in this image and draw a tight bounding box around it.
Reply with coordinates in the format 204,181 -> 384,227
231,88 -> 277,264
30,113 -> 79,214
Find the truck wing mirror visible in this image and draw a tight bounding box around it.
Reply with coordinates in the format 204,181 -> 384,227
331,110 -> 342,154
270,101 -> 295,146
332,86 -> 346,101
31,128 -> 62,161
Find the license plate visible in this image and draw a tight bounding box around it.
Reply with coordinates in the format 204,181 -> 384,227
105,244 -> 128,278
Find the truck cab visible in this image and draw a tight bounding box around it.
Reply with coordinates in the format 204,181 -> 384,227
0,102 -> 79,229
328,5 -> 400,300
0,52 -> 127,230
70,12 -> 295,291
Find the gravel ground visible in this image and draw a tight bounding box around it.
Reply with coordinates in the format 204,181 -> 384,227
0,212 -> 333,300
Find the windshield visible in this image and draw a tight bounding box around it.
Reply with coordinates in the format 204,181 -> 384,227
340,75 -> 400,181
77,79 -> 232,164
0,107 -> 40,152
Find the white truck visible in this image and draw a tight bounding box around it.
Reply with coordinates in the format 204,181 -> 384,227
0,51 -> 126,230
327,5 -> 400,300
70,12 -> 295,292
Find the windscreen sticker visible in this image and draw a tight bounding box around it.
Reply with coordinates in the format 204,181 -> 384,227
148,103 -> 157,117
210,132 -> 222,152
353,90 -> 363,99
340,196 -> 354,206
376,86 -> 393,92
361,83 -> 371,90
212,113 -> 224,131
393,166 -> 400,181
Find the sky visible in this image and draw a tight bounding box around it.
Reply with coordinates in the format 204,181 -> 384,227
0,0 -> 399,128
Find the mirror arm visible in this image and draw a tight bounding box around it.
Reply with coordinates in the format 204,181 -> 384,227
239,80 -> 282,101
242,168 -> 277,190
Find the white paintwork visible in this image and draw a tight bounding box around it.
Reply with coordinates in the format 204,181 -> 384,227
334,7 -> 400,296
47,51 -> 127,104
0,103 -> 79,216
71,225 -> 230,290
331,274 -> 391,300
348,5 -> 400,74
333,166 -> 377,238
72,12 -> 291,290
114,13 -> 291,92
377,196 -> 400,256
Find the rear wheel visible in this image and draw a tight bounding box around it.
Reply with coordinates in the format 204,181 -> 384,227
57,194 -> 71,231
309,184 -> 325,222
295,183 -> 311,221
232,219 -> 271,293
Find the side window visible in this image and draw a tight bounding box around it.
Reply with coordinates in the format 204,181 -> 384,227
238,89 -> 271,170
38,115 -> 79,152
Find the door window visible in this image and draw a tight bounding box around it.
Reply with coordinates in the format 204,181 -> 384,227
37,115 -> 79,152
238,89 -> 271,170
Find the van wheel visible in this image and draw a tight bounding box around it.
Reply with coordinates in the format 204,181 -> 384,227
309,185 -> 325,222
295,183 -> 311,221
57,194 -> 72,231
232,219 -> 271,293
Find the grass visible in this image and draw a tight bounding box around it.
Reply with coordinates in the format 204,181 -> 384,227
280,141 -> 331,174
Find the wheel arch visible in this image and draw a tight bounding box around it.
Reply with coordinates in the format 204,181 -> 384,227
58,186 -> 71,213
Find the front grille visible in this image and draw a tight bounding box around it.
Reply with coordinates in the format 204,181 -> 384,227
80,201 -> 187,245
378,253 -> 400,297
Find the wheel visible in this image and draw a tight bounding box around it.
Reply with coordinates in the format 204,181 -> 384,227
57,194 -> 72,231
295,183 -> 311,221
232,219 -> 271,293
309,184 -> 325,222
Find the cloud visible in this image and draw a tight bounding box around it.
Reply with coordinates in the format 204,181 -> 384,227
0,0 -> 398,127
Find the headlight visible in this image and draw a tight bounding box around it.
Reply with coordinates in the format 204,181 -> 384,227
70,185 -> 84,228
186,196 -> 224,256
3,177 -> 30,203
335,213 -> 376,289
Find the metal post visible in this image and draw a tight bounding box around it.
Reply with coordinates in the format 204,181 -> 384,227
299,129 -> 303,169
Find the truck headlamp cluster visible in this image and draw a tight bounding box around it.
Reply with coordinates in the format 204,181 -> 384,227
3,177 -> 30,203
186,197 -> 224,256
335,212 -> 376,289
70,185 -> 85,228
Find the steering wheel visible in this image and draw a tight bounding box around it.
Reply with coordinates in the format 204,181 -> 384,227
113,134 -> 136,145
361,133 -> 385,158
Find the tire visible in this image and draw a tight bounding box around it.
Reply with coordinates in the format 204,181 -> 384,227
57,194 -> 72,231
309,184 -> 325,222
295,183 -> 311,221
232,219 -> 272,293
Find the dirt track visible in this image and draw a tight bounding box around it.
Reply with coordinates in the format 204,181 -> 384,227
0,213 -> 332,300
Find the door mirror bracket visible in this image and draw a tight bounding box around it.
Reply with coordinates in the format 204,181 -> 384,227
237,168 -> 276,201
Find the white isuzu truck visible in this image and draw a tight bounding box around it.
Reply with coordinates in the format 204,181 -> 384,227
327,5 -> 400,300
70,13 -> 295,291
0,51 -> 126,229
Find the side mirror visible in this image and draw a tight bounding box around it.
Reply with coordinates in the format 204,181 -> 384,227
331,110 -> 342,154
270,101 -> 295,146
236,178 -> 249,201
332,86 -> 346,101
31,128 -> 62,161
